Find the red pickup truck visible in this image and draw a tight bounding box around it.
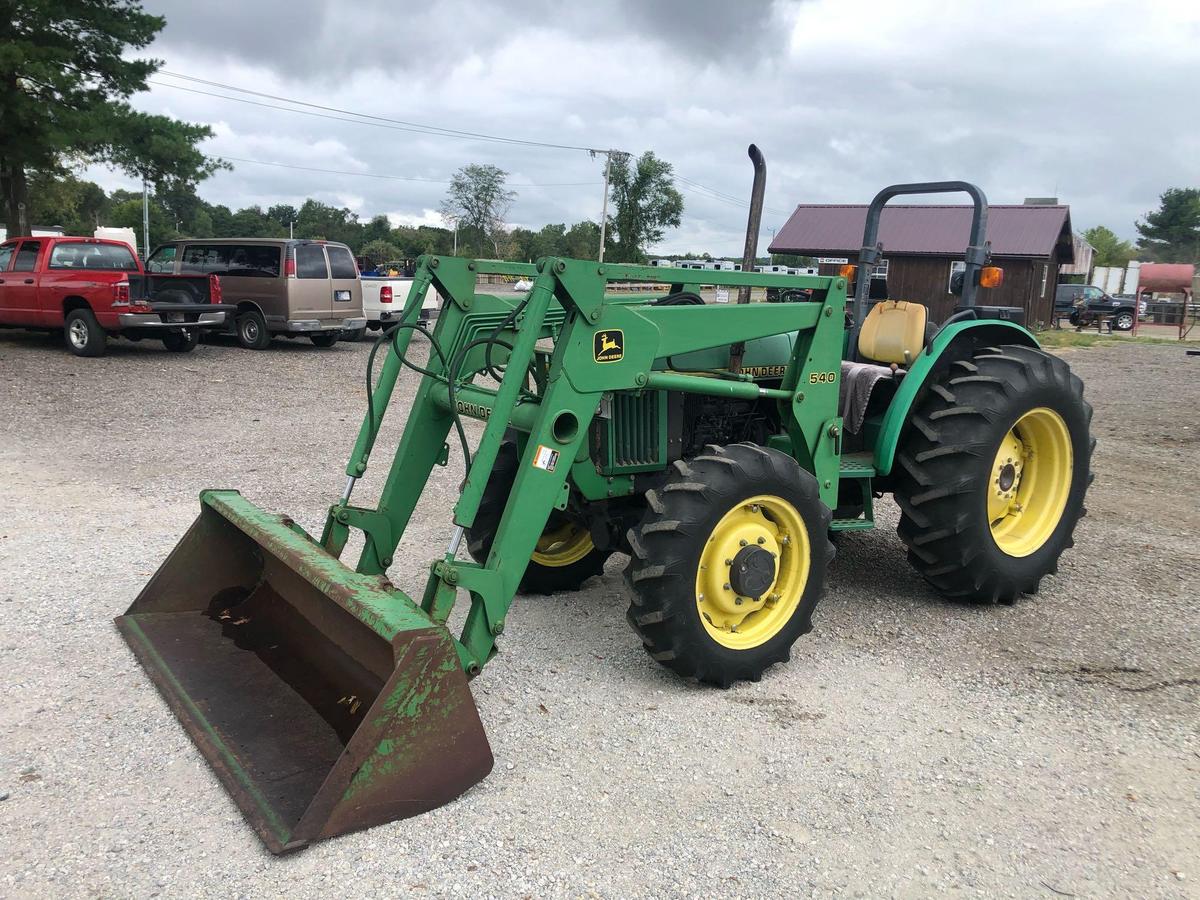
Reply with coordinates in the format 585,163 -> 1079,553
0,236 -> 234,357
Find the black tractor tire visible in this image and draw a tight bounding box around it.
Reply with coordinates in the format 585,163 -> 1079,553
162,329 -> 199,353
310,333 -> 340,348
892,343 -> 1094,604
64,308 -> 107,357
625,443 -> 833,687
236,310 -> 271,350
466,439 -> 610,594
1112,310 -> 1135,331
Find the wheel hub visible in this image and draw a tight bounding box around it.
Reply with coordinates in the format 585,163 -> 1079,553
997,462 -> 1017,493
729,545 -> 776,599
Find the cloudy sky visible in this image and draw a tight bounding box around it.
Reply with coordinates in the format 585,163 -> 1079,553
93,0 -> 1200,254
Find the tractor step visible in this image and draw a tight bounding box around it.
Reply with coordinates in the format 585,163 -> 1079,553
831,452 -> 876,532
831,516 -> 876,531
839,452 -> 876,478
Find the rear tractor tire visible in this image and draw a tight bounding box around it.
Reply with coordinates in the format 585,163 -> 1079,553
893,343 -> 1094,604
625,443 -> 833,687
466,440 -> 611,594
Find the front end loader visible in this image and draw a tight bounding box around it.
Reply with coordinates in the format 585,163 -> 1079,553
117,154 -> 1093,853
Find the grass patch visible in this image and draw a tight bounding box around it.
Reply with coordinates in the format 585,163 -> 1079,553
1036,329 -> 1199,349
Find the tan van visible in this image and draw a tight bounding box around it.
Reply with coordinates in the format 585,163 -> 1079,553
146,239 -> 366,349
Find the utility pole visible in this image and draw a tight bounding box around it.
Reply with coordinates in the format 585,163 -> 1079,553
593,149 -> 622,263
141,179 -> 150,258
289,220 -> 294,239
598,151 -> 613,263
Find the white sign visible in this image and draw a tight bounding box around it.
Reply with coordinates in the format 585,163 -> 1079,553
817,257 -> 849,264
714,287 -> 730,303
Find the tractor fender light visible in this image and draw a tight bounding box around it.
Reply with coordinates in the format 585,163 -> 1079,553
839,264 -> 857,280
980,266 -> 1004,288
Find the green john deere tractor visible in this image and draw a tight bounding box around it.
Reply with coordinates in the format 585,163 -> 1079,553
116,148 -> 1092,853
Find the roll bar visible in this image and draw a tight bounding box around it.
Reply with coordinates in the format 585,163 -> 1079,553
851,181 -> 991,330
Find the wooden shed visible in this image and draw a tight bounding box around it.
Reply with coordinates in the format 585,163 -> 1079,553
768,204 -> 1075,326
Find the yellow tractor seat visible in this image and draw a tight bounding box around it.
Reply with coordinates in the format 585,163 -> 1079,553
858,300 -> 928,366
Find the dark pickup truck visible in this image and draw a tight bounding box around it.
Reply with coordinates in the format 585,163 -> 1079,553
1054,284 -> 1139,331
0,236 -> 234,356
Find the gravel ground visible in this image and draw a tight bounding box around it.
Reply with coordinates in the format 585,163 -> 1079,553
1,329 -> 1197,899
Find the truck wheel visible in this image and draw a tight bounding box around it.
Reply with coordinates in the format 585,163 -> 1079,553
162,330 -> 199,353
310,333 -> 339,348
236,310 -> 271,350
466,440 -> 610,594
64,308 -> 107,357
893,344 -> 1094,604
1113,311 -> 1134,331
625,443 -> 833,687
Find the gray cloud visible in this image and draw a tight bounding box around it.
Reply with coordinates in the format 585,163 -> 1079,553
110,0 -> 1200,254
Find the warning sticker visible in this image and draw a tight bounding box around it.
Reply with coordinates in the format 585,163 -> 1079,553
532,444 -> 560,472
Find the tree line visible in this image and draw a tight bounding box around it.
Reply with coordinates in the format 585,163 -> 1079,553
22,164 -> 686,266
1083,188 -> 1200,267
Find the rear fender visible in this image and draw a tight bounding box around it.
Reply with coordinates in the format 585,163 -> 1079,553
870,320 -> 1039,476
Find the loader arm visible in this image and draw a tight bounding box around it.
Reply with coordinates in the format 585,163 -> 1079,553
321,255 -> 848,674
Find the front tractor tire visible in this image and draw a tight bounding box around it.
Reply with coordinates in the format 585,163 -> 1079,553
893,343 -> 1094,604
625,443 -> 833,687
466,440 -> 611,594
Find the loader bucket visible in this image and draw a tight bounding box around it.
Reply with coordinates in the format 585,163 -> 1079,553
115,489 -> 493,854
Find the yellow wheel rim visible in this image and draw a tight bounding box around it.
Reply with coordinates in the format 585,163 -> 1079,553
530,520 -> 594,568
694,494 -> 811,650
988,407 -> 1073,558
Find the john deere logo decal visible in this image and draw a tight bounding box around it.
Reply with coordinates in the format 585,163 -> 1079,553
594,329 -> 624,363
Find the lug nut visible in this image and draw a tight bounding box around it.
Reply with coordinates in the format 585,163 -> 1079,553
739,539 -> 748,547
757,536 -> 766,544
723,583 -> 731,591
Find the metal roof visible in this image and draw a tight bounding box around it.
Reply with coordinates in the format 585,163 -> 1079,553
769,204 -> 1074,261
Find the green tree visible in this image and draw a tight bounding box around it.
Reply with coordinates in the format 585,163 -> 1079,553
108,194 -> 175,248
360,239 -> 402,267
1135,188 -> 1200,263
0,0 -> 223,236
359,214 -> 392,248
26,173 -> 110,234
267,203 -> 298,233
295,199 -> 360,244
564,220 -> 601,259
606,151 -> 683,263
440,164 -> 516,256
1082,225 -> 1136,268
230,205 -> 286,238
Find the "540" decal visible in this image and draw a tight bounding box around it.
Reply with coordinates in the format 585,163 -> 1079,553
808,371 -> 837,384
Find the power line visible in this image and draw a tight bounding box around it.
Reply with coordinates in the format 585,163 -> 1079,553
222,155 -> 601,188
157,70 -> 607,154
151,69 -> 789,227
